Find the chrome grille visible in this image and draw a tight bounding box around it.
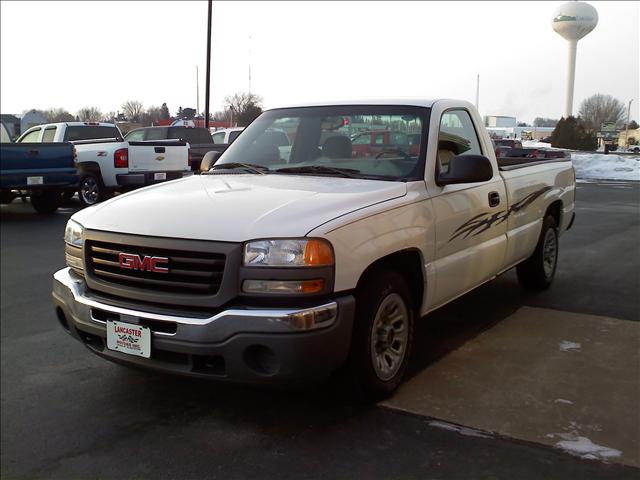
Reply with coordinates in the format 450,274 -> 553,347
87,240 -> 226,295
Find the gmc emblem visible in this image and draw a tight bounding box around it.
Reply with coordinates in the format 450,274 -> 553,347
118,253 -> 169,273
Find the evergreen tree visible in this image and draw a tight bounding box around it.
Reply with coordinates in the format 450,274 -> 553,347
550,116 -> 596,151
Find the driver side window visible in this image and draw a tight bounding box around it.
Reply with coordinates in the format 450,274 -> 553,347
437,110 -> 482,174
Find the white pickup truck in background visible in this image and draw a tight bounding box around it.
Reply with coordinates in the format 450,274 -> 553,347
17,122 -> 191,205
53,99 -> 575,400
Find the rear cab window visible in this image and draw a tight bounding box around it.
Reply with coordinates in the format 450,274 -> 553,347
63,126 -> 122,142
167,128 -> 211,144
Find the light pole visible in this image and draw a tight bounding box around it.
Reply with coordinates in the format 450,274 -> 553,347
204,0 -> 212,129
624,99 -> 634,149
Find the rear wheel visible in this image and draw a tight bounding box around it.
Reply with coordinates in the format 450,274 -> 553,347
516,215 -> 558,290
30,190 -> 61,214
347,270 -> 414,401
79,174 -> 107,206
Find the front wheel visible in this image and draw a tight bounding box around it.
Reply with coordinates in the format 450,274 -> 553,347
516,215 -> 559,290
347,270 -> 414,401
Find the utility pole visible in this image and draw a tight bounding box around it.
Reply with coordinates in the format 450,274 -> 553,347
624,99 -> 634,149
196,66 -> 200,116
475,74 -> 480,112
248,35 -> 252,94
204,0 -> 212,129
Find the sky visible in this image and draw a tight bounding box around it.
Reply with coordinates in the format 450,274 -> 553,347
1,1 -> 638,123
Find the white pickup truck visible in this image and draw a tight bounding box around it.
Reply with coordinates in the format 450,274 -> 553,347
53,99 -> 575,399
17,122 -> 191,205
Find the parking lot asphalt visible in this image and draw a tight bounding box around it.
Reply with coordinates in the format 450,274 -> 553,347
1,182 -> 639,480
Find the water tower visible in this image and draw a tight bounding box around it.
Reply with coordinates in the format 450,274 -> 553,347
552,1 -> 598,117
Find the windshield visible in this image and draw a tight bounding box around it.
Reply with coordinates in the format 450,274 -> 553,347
215,106 -> 429,181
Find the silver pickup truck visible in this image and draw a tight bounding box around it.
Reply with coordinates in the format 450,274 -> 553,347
53,99 -> 575,399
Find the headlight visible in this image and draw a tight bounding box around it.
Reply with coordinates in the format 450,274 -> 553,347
64,220 -> 84,247
243,239 -> 334,267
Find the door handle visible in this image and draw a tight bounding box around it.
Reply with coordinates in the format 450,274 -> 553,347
28,149 -> 39,155
488,191 -> 500,207
154,147 -> 166,153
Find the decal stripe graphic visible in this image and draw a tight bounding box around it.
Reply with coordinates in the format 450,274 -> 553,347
448,186 -> 553,242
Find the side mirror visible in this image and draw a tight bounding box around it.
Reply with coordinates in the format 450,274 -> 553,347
437,154 -> 493,186
200,150 -> 222,172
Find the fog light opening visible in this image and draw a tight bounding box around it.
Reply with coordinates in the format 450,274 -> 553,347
56,307 -> 70,331
243,345 -> 280,376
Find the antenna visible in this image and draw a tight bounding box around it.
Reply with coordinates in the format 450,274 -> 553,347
196,66 -> 200,116
248,35 -> 252,94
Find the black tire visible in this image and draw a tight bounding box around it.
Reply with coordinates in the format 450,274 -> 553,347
30,190 -> 61,214
79,174 -> 107,206
1,191 -> 15,205
516,215 -> 559,290
347,269 -> 415,401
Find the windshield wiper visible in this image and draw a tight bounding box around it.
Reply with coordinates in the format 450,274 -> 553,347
206,162 -> 269,175
275,165 -> 361,178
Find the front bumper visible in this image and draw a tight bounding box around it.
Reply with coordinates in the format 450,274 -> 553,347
52,268 -> 355,384
116,171 -> 191,187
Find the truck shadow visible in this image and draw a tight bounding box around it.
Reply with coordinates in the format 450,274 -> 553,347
105,274 -> 537,433
0,197 -> 81,223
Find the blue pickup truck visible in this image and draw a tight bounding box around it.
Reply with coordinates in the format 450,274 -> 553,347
1,125 -> 79,213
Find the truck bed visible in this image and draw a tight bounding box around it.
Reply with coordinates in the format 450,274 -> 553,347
498,156 -> 571,171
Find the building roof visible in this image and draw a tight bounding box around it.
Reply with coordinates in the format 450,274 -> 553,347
0,114 -> 20,123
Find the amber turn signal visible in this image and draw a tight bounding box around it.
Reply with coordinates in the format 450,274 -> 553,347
303,239 -> 334,266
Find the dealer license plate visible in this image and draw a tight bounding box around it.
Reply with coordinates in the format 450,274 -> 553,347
27,176 -> 44,185
106,320 -> 151,358
154,172 -> 167,181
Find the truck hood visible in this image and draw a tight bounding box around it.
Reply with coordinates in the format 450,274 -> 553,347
73,174 -> 407,242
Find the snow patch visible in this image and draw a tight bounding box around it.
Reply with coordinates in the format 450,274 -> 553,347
554,435 -> 622,460
554,398 -> 574,405
428,420 -> 492,439
522,140 -> 555,149
571,153 -> 640,181
559,341 -> 581,352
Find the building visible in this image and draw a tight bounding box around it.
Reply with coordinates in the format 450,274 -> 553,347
0,114 -> 20,140
485,116 -> 517,128
20,110 -> 47,133
617,128 -> 640,147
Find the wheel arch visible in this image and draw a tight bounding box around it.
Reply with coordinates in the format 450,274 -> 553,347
355,249 -> 425,313
545,199 -> 563,228
77,161 -> 102,177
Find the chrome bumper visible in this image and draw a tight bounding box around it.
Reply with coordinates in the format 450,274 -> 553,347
52,268 -> 355,382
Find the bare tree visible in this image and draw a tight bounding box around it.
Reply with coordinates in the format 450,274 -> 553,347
224,93 -> 263,126
43,108 -> 75,123
533,117 -> 559,127
578,94 -> 625,131
77,107 -> 103,122
103,111 -> 117,123
121,100 -> 144,122
140,105 -> 163,126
